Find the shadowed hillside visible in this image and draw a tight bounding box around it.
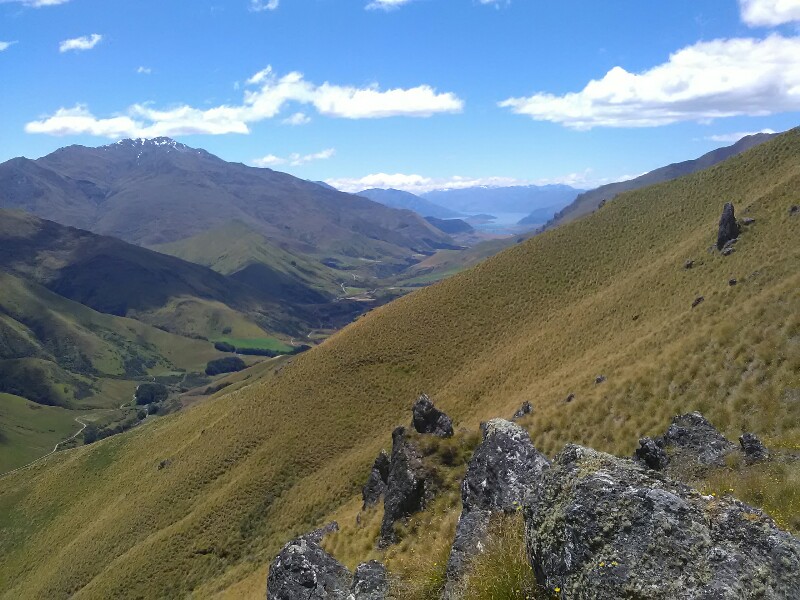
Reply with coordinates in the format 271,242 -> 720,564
0,130 -> 798,599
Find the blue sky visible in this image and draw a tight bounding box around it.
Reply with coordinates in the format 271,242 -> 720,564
1,0 -> 799,192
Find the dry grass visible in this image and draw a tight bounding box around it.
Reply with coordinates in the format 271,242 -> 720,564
0,130 -> 798,599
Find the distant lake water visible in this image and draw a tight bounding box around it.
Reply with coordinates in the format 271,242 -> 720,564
465,212 -> 533,234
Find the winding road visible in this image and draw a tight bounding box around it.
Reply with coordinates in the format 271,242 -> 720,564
0,416 -> 90,478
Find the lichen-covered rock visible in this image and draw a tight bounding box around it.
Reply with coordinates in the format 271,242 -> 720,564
512,401 -> 533,420
304,521 -> 340,544
717,202 -> 740,250
411,394 -> 454,437
444,419 -> 550,593
740,432 -> 769,463
362,450 -> 390,509
525,444 -> 800,599
379,427 -> 431,545
633,436 -> 669,470
266,536 -> 351,600
653,412 -> 736,473
351,561 -> 389,600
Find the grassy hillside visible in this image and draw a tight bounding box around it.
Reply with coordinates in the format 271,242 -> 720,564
1,130 -> 798,599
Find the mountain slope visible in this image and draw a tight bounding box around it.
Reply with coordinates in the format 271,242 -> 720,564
0,139 -> 453,276
546,132 -> 778,229
357,188 -> 462,219
0,130 -> 798,599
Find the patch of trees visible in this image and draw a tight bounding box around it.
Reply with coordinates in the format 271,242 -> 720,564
135,382 -> 169,405
212,342 -> 312,357
205,356 -> 247,376
214,341 -> 236,353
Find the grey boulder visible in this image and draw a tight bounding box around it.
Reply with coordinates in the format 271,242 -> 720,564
411,393 -> 454,437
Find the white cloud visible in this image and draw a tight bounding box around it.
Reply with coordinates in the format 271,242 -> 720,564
705,128 -> 777,142
26,66 -> 462,138
250,0 -> 279,11
0,0 -> 70,6
253,148 -> 335,168
324,170 -> 617,194
282,112 -> 311,125
59,33 -> 102,53
136,66 -> 152,75
366,0 -> 413,10
499,34 -> 800,130
740,0 -> 800,26
0,41 -> 17,51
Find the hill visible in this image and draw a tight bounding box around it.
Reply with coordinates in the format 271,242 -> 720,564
0,138 -> 454,276
0,130 -> 798,599
545,132 -> 778,229
357,188 -> 462,219
423,217 -> 474,235
422,184 -> 580,215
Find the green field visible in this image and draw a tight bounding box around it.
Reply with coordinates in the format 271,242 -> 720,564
0,394 -> 82,473
213,336 -> 295,353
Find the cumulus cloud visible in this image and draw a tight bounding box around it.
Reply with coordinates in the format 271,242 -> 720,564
324,170 -> 615,194
59,33 -> 102,53
366,0 -> 414,10
0,41 -> 17,51
253,148 -> 335,168
705,128 -> 777,142
250,0 -> 278,11
499,34 -> 800,130
136,66 -> 152,75
282,112 -> 311,125
740,0 -> 800,26
26,66 -> 462,137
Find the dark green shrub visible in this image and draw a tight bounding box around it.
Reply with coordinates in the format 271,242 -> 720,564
205,356 -> 246,376
214,341 -> 236,353
135,383 -> 169,405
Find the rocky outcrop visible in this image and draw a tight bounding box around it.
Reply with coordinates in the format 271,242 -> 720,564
740,432 -> 769,463
656,412 -> 736,470
267,530 -> 388,600
444,419 -> 550,593
692,296 -> 704,308
267,536 -> 352,600
351,561 -> 389,600
379,427 -> 432,545
525,444 -> 800,599
512,401 -> 533,420
633,436 -> 669,470
362,450 -> 390,509
411,394 -> 454,437
717,202 -> 740,250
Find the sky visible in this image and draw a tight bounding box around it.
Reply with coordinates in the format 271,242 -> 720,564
1,0 -> 799,193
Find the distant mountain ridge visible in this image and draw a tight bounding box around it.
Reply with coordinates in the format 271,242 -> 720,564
544,132 -> 779,229
0,138 -> 453,276
357,188 -> 462,219
421,184 -> 581,215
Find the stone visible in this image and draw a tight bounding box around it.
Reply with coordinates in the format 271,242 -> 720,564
656,412 -> 736,469
729,278 -> 737,286
739,432 -> 769,463
303,521 -> 340,544
525,444 -> 800,599
411,394 -> 454,437
691,296 -> 704,308
564,393 -> 575,403
351,561 -> 389,600
512,401 -> 533,420
362,450 -> 390,509
266,536 -> 351,600
444,419 -> 550,594
717,202 -> 740,250
379,427 -> 431,545
741,217 -> 756,225
684,259 -> 694,269
790,205 -> 799,215
633,436 -> 669,470
721,246 -> 735,256
595,375 -> 607,384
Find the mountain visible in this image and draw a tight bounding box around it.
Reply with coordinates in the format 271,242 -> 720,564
424,216 -> 474,235
0,209 -> 307,339
517,205 -> 567,227
421,184 -> 581,215
1,130 -> 798,598
0,138 -> 454,275
546,132 -> 779,229
357,188 -> 462,219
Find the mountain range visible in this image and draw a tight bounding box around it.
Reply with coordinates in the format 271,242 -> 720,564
1,129 -> 796,598
357,188 -> 462,219
421,184 -> 581,215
